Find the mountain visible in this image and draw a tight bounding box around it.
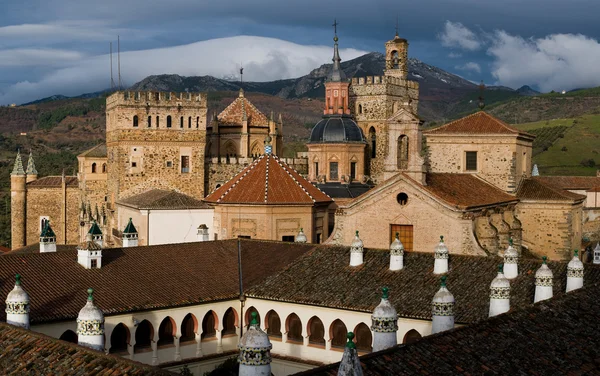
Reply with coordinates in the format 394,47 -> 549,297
516,85 -> 540,96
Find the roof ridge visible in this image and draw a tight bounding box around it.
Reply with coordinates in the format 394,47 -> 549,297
216,155 -> 264,203
530,177 -> 585,200
273,155 -> 317,202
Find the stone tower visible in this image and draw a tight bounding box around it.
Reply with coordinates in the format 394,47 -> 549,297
384,34 -> 408,79
10,151 -> 26,250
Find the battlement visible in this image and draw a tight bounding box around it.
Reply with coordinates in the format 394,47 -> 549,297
350,76 -> 419,89
106,90 -> 207,109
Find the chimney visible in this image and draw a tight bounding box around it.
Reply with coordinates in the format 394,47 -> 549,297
77,234 -> 102,269
5,274 -> 30,329
431,276 -> 455,334
389,232 -> 404,271
503,238 -> 519,279
534,256 -> 553,303
349,231 -> 364,267
238,312 -> 272,376
337,332 -> 363,376
295,228 -> 308,243
433,236 -> 449,274
122,218 -> 139,247
196,224 -> 209,242
593,243 -> 600,264
76,288 -> 105,351
88,221 -> 103,248
371,287 -> 398,352
39,220 -> 57,253
566,250 -> 584,293
489,264 -> 510,317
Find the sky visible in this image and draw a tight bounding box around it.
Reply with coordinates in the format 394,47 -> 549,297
2,0 -> 600,105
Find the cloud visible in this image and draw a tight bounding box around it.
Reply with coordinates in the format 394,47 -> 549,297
455,62 -> 481,74
438,21 -> 481,51
448,52 -> 462,58
0,35 -> 367,105
488,31 -> 600,92
0,48 -> 85,66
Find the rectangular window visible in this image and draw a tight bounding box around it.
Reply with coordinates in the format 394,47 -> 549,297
181,155 -> 190,173
390,224 -> 413,252
147,116 -> 151,127
465,151 -> 477,171
156,116 -> 159,128
165,161 -> 173,168
316,233 -> 321,244
350,162 -> 357,180
315,162 -> 319,177
238,235 -> 251,239
91,259 -> 97,268
282,235 -> 295,242
131,162 -> 137,168
329,162 -> 338,181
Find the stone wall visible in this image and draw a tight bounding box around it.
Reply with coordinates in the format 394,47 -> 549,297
307,143 -> 366,183
25,186 -> 79,246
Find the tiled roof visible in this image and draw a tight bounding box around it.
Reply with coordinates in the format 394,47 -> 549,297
118,189 -> 211,210
0,322 -> 172,375
78,144 -> 107,158
216,90 -> 269,127
534,176 -> 600,191
26,176 -> 78,188
247,246 -> 600,324
315,182 -> 374,199
517,178 -> 586,202
424,111 -> 534,137
6,244 -> 74,254
295,285 -> 600,376
0,239 -> 313,324
204,154 -> 333,205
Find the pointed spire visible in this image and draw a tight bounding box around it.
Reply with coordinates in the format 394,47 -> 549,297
11,150 -> 25,175
5,273 -> 30,329
295,228 -> 308,243
349,230 -> 364,266
389,232 -> 404,271
534,256 -> 553,303
40,220 -> 57,253
327,19 -> 347,83
372,287 -> 398,352
434,235 -> 449,274
26,151 -> 38,175
566,249 -> 584,293
431,276 -> 455,334
532,164 -> 540,177
77,288 -> 105,351
337,332 -> 363,376
489,264 -> 510,317
123,218 -> 137,234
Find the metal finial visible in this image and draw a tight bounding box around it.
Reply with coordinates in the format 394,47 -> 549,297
509,238 -> 513,246
440,235 -> 444,243
382,287 -> 389,299
440,275 -> 447,287
333,19 -> 338,37
355,230 -> 359,237
87,288 -> 94,301
395,15 -> 399,37
15,274 -> 21,286
542,256 -> 547,265
498,264 -> 504,274
345,332 -> 356,349
395,232 -> 399,240
574,249 -> 579,257
250,311 -> 259,326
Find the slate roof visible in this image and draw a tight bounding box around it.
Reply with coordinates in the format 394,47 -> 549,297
204,154 -> 333,205
0,322 -> 172,375
247,245 -> 600,324
26,176 -> 78,188
517,178 -> 586,202
315,182 -> 374,199
424,111 -> 534,138
294,285 -> 600,376
0,239 -> 313,324
118,189 -> 211,210
78,144 -> 107,158
534,176 -> 600,191
215,90 -> 269,127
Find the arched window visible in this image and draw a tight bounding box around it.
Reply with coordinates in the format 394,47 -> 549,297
265,310 -> 282,338
157,316 -> 176,347
330,319 -> 348,349
188,117 -> 192,128
181,313 -> 198,344
102,163 -> 107,173
307,316 -> 325,347
358,104 -> 363,114
250,142 -> 261,157
167,115 -> 172,128
369,127 -> 377,159
133,115 -> 139,127
354,323 -> 372,352
196,116 -> 200,128
147,116 -> 152,127
180,116 -> 184,128
59,330 -> 78,344
392,50 -> 400,69
245,307 -> 260,329
286,313 -> 302,343
91,163 -> 97,173
156,116 -> 160,128
398,135 -> 409,169
109,323 -> 130,354
403,329 -> 422,344
222,307 -> 238,336
134,320 -> 153,353
201,311 -> 217,341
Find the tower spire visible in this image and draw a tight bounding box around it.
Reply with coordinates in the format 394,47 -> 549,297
395,15 -> 399,37
26,151 -> 37,175
327,19 -> 346,83
11,150 -> 25,175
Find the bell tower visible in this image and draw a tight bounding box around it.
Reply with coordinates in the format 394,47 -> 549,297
384,30 -> 408,79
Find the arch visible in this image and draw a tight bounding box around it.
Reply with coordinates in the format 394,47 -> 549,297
180,116 -> 184,128
307,316 -> 325,347
222,307 -> 238,336
156,115 -> 160,128
354,323 -> 372,352
147,116 -> 152,127
285,313 -> 302,343
329,319 -> 347,349
134,320 -> 154,353
180,313 -> 198,344
403,329 -> 422,344
201,310 -> 218,341
133,115 -> 139,127
369,127 -> 377,159
265,310 -> 282,338
102,163 -> 107,173
391,50 -> 400,69
167,115 -> 172,128
222,141 -> 237,157
398,135 -> 409,169
157,316 -> 176,347
91,163 -> 97,173
250,141 -> 262,157
245,306 -> 260,328
109,323 -> 130,354
59,329 -> 78,344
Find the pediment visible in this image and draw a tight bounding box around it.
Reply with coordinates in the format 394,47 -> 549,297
388,107 -> 419,123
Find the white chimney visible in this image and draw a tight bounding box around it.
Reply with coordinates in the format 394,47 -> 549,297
534,256 -> 553,303
431,276 -> 455,334
196,224 -> 209,242
389,232 -> 404,271
371,287 -> 398,352
503,238 -> 519,279
489,264 -> 510,317
349,231 -> 364,267
566,249 -> 584,293
433,236 -> 449,274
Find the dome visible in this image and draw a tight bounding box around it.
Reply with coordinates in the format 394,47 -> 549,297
434,236 -> 449,257
295,228 -> 307,243
239,312 -> 271,349
77,289 -> 104,322
309,116 -> 365,143
535,257 -> 553,280
390,233 -> 404,255
433,277 -> 454,304
6,274 -> 29,304
491,266 -> 510,289
372,288 -> 397,319
568,250 -> 584,272
504,244 -> 518,258
350,231 -> 363,252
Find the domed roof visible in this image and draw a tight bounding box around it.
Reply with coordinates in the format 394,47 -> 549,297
6,274 -> 29,304
239,312 -> 271,349
308,116 -> 365,143
350,231 -> 363,251
490,265 -> 510,289
77,289 -> 104,322
434,236 -> 449,255
568,250 -> 584,271
373,288 -> 397,319
535,257 -> 553,279
433,276 -> 454,304
295,228 -> 307,243
504,243 -> 518,258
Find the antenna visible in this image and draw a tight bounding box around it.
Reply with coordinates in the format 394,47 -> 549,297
110,42 -> 116,91
395,15 -> 399,37
117,35 -> 122,91
240,64 -> 244,86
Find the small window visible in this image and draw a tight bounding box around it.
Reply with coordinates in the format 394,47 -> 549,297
133,115 -> 139,127
314,162 -> 319,177
91,259 -> 97,268
102,163 -> 107,173
316,233 -> 321,243
167,115 -> 172,128
397,192 -> 408,205
358,104 -> 362,114
329,162 -> 339,181
166,161 -> 173,168
466,151 -> 478,171
156,116 -> 160,128
188,117 -> 192,128
282,235 -> 295,242
180,116 -> 184,128
132,162 -> 137,168
91,163 -> 97,173
196,116 -> 200,128
147,116 -> 151,127
181,155 -> 190,173
238,235 -> 251,239
350,162 -> 357,180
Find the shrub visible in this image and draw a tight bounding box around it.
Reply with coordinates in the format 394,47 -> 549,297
561,146 -> 568,152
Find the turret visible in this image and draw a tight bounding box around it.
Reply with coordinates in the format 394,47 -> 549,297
384,32 -> 408,79
5,274 -> 30,329
76,288 -> 105,351
337,332 -> 363,376
39,220 -> 57,253
10,150 -> 26,250
371,287 -> 398,352
238,311 -> 272,376
25,151 -> 38,183
77,234 -> 102,269
431,276 -> 454,334
566,250 -> 584,293
534,256 -> 553,303
433,236 -> 449,274
349,231 -> 364,267
389,232 -> 404,271
489,264 -> 510,317
196,224 -> 209,242
295,228 -> 307,243
323,22 -> 350,116
503,238 -> 519,279
88,221 -> 103,248
122,218 -> 139,247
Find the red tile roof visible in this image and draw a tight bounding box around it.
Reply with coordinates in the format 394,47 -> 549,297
204,154 -> 333,205
424,111 -> 534,137
27,176 -> 78,188
517,178 -> 586,202
118,189 -> 211,210
534,176 -> 600,191
216,90 -> 269,127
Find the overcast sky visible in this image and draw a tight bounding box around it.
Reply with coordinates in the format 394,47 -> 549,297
2,0 -> 600,104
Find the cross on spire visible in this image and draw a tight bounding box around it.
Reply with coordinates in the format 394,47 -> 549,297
395,15 -> 399,37
332,19 -> 338,36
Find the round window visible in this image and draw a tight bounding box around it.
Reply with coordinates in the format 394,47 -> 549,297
397,193 -> 408,206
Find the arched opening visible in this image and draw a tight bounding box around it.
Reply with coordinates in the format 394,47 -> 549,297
180,116 -> 184,128
147,116 -> 152,127
307,316 -> 325,347
223,141 -> 237,158
354,323 -> 372,352
59,329 -> 78,344
222,307 -> 238,336
250,142 -> 261,157
330,319 -> 348,349
398,135 -> 409,169
91,163 -> 97,173
403,329 -> 422,344
133,115 -> 139,127
167,115 -> 172,128
180,313 -> 198,344
102,163 -> 107,173
285,313 -> 302,343
157,316 -> 176,347
201,311 -> 217,341
391,50 -> 400,69
196,116 -> 200,128
369,127 -> 377,159
134,320 -> 154,353
245,307 -> 260,329
397,192 -> 408,206
109,323 -> 130,354
188,116 -> 192,128
156,115 -> 160,128
215,184 -> 222,189
358,104 -> 363,114
265,310 -> 282,339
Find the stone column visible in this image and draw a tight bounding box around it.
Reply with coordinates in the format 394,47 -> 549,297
216,330 -> 223,354
129,340 -> 136,361
151,341 -> 158,365
174,337 -> 181,361
195,333 -> 203,357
